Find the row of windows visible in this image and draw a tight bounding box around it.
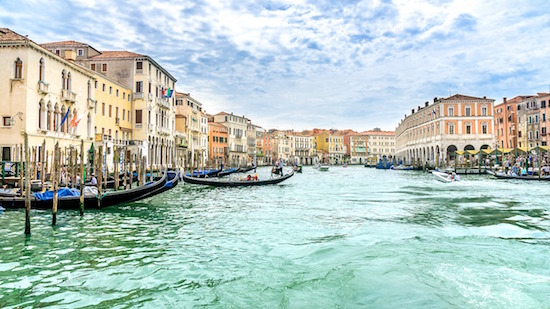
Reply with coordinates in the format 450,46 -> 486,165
94,81 -> 131,101
97,103 -> 130,121
447,123 -> 488,135
212,136 -> 228,143
90,63 -> 108,72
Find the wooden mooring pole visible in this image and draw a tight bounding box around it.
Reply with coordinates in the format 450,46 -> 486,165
79,140 -> 85,216
24,133 -> 31,235
52,142 -> 59,226
97,145 -> 103,209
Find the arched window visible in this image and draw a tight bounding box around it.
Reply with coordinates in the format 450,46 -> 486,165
67,72 -> 72,91
14,58 -> 23,79
39,58 -> 45,81
38,101 -> 43,129
87,80 -> 91,99
60,106 -> 66,133
53,103 -> 59,131
47,103 -> 52,131
61,70 -> 66,90
87,113 -> 92,138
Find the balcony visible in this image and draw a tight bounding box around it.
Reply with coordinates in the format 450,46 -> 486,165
87,98 -> 96,109
148,93 -> 153,101
148,123 -> 154,131
61,89 -> 76,103
38,80 -> 49,94
134,92 -> 144,100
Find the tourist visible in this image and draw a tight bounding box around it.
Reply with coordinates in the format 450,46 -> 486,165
90,174 -> 98,186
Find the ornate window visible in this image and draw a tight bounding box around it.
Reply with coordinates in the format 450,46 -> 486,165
62,70 -> 67,90
14,58 -> 23,79
47,104 -> 52,131
39,58 -> 45,81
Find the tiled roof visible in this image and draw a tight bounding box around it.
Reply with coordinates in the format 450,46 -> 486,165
0,28 -> 28,42
441,94 -> 491,101
91,51 -> 145,59
40,40 -> 88,47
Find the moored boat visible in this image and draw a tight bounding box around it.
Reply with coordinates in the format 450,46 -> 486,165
493,172 -> 550,181
183,170 -> 294,187
100,170 -> 168,207
319,164 -> 329,171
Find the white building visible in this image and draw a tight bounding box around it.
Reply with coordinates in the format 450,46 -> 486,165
0,28 -> 95,163
213,112 -> 248,166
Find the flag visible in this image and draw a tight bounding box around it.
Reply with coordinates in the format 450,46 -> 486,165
70,114 -> 83,131
432,108 -> 436,116
162,88 -> 167,97
57,107 -> 70,131
167,87 -> 172,98
69,112 -> 78,128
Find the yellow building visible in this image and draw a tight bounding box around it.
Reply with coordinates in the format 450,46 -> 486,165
315,130 -> 345,164
92,73 -> 133,169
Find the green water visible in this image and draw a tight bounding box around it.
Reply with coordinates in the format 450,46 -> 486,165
1,166 -> 549,308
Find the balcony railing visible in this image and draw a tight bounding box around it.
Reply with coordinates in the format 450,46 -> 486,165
134,92 -> 144,99
38,80 -> 49,94
61,89 -> 76,103
87,98 -> 96,109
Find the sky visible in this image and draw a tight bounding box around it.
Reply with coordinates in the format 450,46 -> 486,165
2,0 -> 550,132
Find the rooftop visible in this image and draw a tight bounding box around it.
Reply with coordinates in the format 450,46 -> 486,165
91,50 -> 145,59
0,28 -> 28,42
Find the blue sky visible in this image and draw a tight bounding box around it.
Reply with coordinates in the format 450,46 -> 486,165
2,0 -> 550,131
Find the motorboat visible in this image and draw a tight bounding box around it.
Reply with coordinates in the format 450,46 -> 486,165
432,171 -> 460,183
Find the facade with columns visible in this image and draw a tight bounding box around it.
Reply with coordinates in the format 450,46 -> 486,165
213,112 -> 248,167
76,49 -> 177,169
0,28 -> 96,163
395,94 -> 495,166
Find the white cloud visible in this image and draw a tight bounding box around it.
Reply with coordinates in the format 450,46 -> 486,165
2,0 -> 550,131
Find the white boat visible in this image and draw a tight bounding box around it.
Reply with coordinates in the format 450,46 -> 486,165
319,164 -> 329,171
432,171 -> 460,182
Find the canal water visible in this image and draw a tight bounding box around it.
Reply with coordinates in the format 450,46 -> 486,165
1,166 -> 549,308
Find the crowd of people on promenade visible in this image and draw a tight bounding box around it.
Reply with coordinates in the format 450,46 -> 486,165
500,154 -> 550,176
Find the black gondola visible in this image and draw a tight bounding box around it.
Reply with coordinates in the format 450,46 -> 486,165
182,170 -> 294,187
0,188 -> 98,210
135,171 -> 179,200
236,165 -> 257,173
216,167 -> 239,177
0,170 -> 172,210
100,171 -> 168,207
493,172 -> 550,181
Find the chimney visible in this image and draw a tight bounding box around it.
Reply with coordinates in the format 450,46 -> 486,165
417,106 -> 420,112
64,50 -> 76,61
412,109 -> 415,114
483,96 -> 486,99
433,97 -> 437,103
503,97 -> 507,103
425,101 -> 429,107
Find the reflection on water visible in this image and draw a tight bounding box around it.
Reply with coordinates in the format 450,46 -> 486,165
1,166 -> 550,308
